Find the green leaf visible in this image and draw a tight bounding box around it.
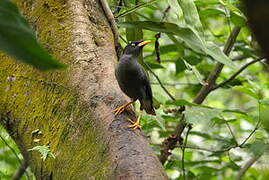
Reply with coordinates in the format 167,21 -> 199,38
212,117 -> 237,124
0,0 -> 65,70
199,8 -> 225,18
145,61 -> 164,69
219,0 -> 246,27
177,0 -> 203,33
230,11 -> 246,27
183,106 -> 222,124
183,59 -> 206,85
159,44 -> 178,54
119,21 -> 235,68
28,145 -> 55,161
125,14 -> 143,43
232,86 -> 259,99
249,141 -> 267,157
119,21 -> 207,54
222,109 -> 247,115
259,99 -> 269,105
175,59 -> 186,74
166,99 -> 194,106
205,43 -> 235,68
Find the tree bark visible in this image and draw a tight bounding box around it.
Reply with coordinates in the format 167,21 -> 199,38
0,0 -> 167,179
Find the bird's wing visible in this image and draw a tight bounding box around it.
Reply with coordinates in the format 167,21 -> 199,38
140,68 -> 156,115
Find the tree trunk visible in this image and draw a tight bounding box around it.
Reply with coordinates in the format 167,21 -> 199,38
0,0 -> 167,179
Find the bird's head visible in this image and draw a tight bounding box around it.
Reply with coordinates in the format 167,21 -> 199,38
123,40 -> 150,57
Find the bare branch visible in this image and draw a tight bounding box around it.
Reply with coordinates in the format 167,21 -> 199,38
211,57 -> 265,91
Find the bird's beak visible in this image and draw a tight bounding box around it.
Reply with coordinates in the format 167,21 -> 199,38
137,40 -> 151,47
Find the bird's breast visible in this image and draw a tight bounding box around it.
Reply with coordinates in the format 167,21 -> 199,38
115,61 -> 144,99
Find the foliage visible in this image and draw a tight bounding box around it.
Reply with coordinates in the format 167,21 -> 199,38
0,126 -> 35,180
0,0 -> 65,70
112,0 -> 269,179
1,0 -> 269,179
28,145 -> 55,161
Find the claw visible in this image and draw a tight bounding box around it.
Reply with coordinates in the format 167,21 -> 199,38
127,117 -> 141,130
112,101 -> 134,116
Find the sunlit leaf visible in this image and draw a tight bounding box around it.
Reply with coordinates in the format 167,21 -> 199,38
177,0 -> 203,33
28,145 -> 55,161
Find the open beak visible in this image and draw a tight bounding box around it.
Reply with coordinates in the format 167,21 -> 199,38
137,40 -> 151,47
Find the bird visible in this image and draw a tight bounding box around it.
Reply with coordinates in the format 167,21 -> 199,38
113,40 -> 156,129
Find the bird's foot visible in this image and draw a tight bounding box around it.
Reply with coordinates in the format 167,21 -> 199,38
112,101 -> 133,116
127,118 -> 141,130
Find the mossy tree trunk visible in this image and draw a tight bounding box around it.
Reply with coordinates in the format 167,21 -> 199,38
0,0 -> 167,179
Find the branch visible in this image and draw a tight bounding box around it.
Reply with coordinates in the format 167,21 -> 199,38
115,0 -> 161,18
236,154 -> 263,180
211,57 -> 265,90
193,27 -> 241,104
159,27 -> 241,165
144,62 -> 176,100
0,134 -> 29,179
159,115 -> 185,164
99,0 -> 121,57
12,159 -> 28,180
151,82 -> 198,86
181,125 -> 191,180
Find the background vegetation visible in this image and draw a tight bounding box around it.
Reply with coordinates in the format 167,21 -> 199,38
1,0 -> 269,179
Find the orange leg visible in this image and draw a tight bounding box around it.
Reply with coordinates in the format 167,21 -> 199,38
112,101 -> 134,116
127,112 -> 141,129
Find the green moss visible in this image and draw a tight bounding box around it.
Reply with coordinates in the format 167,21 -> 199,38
0,0 -> 112,179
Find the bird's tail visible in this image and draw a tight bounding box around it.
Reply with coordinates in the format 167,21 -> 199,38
140,99 -> 156,115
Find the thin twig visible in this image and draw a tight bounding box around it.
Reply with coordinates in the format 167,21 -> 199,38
151,82 -> 198,86
144,62 -> 176,100
236,154 -> 263,180
0,134 -> 22,164
12,159 -> 28,180
211,57 -> 265,90
99,0 -> 121,57
115,0 -> 161,18
240,102 -> 262,147
0,134 -> 29,179
222,114 -> 238,146
181,125 -> 191,180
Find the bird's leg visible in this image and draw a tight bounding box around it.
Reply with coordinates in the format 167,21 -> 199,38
127,112 -> 141,129
112,101 -> 134,116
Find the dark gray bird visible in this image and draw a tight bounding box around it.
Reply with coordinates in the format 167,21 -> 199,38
113,40 -> 156,129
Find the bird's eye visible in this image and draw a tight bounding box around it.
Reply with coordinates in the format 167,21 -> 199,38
131,43 -> 135,46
